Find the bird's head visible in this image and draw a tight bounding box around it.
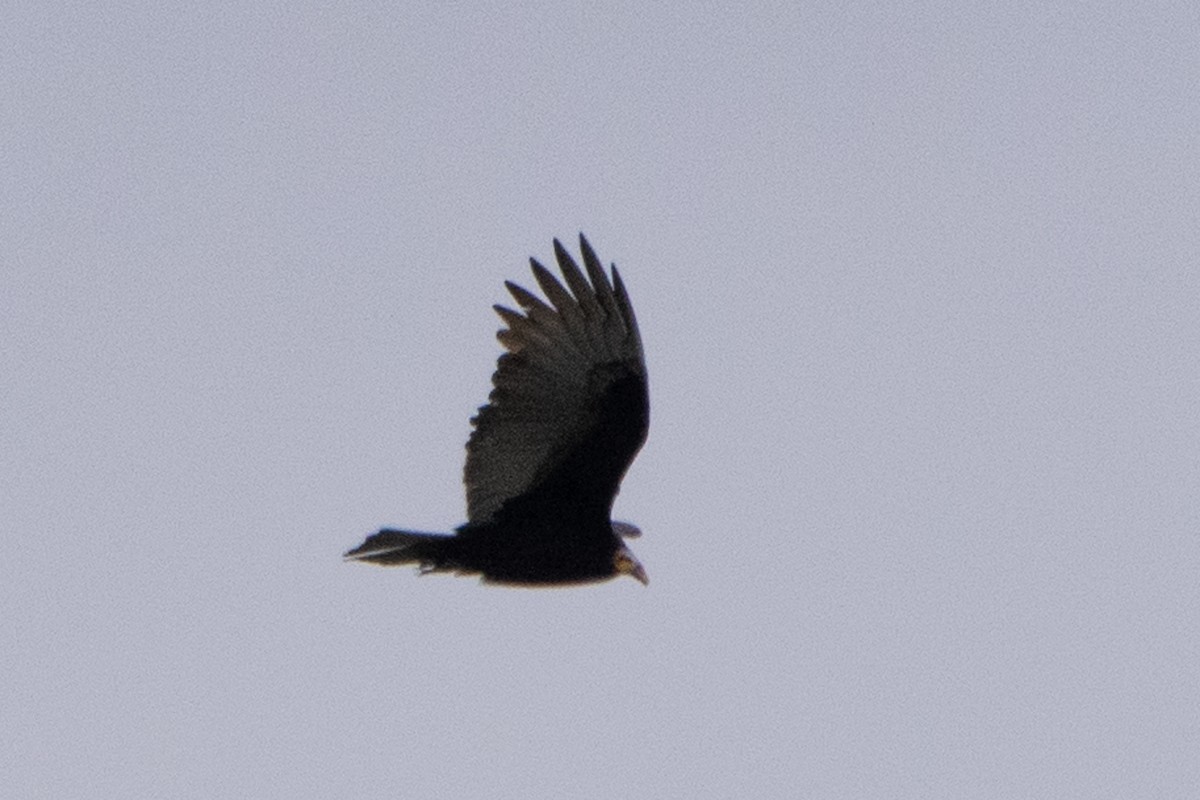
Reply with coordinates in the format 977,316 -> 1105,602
614,546 -> 648,586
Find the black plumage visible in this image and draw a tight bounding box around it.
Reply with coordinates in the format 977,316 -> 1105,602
343,235 -> 649,586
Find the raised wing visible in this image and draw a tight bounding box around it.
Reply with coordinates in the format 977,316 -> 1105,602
463,235 -> 648,524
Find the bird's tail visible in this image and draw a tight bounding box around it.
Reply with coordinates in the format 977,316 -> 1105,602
342,529 -> 451,567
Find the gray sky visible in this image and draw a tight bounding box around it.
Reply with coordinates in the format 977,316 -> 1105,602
4,3 -> 1198,798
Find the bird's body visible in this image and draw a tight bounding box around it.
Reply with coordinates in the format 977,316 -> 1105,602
344,235 -> 649,587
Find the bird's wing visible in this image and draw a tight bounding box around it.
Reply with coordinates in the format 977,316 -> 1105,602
463,235 -> 649,524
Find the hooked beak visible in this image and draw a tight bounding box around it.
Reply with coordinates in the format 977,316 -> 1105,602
614,547 -> 649,586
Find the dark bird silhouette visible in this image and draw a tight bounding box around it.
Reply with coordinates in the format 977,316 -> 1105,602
344,235 -> 649,587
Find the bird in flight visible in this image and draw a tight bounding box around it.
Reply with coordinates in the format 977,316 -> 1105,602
344,235 -> 649,587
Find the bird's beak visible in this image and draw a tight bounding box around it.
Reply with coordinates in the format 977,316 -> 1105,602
615,548 -> 649,586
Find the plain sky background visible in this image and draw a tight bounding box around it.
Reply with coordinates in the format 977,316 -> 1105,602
4,2 -> 1198,798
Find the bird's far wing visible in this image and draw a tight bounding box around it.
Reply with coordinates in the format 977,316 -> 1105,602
463,234 -> 648,524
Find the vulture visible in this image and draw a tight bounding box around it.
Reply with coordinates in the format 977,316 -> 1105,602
343,235 -> 649,586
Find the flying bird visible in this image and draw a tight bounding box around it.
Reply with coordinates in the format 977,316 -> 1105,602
344,235 -> 649,586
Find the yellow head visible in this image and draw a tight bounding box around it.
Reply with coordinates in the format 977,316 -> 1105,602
613,547 -> 649,585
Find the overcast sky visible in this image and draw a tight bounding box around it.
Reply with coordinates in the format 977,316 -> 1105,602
4,3 -> 1198,798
